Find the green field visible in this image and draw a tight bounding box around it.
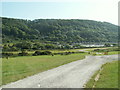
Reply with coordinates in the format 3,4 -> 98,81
2,53 -> 85,85
85,61 -> 119,88
3,47 -> 118,57
107,51 -> 118,55
91,51 -> 118,56
2,48 -> 98,54
1,47 -> 119,86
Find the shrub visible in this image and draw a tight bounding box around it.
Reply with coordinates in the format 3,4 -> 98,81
33,51 -> 41,56
93,49 -> 109,52
33,51 -> 52,56
104,43 -> 111,47
43,51 -> 52,55
93,49 -> 100,52
18,50 -> 28,56
2,52 -> 14,58
60,52 -> 71,55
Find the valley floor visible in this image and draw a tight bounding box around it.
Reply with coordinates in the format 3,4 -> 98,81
1,55 -> 118,88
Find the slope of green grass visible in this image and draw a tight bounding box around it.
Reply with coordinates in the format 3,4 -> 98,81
2,53 -> 85,85
86,61 -> 118,88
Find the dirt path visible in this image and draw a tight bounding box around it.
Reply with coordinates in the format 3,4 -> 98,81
1,55 -> 118,88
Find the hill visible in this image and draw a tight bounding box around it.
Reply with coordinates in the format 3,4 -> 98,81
2,17 -> 118,44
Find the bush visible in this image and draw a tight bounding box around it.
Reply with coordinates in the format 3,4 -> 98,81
104,43 -> 111,47
18,50 -> 28,56
43,51 -> 52,55
93,49 -> 109,52
93,49 -> 100,52
60,52 -> 72,55
2,52 -> 14,57
33,51 -> 41,56
33,51 -> 52,56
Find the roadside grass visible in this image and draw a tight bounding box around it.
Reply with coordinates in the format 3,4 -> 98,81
100,51 -> 118,55
85,60 -> 119,88
2,53 -> 85,85
107,51 -> 118,55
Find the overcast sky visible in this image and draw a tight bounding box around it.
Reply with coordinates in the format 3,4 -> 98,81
1,0 -> 119,25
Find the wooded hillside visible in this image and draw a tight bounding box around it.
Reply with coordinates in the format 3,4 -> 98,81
2,17 -> 118,43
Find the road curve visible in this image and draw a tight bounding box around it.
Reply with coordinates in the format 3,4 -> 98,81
1,55 -> 118,88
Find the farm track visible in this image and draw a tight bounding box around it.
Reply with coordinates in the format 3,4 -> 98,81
1,55 -> 118,88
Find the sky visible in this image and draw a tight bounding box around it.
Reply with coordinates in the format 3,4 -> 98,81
1,0 -> 119,25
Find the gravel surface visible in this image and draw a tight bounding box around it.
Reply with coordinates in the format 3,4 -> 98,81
1,55 -> 118,88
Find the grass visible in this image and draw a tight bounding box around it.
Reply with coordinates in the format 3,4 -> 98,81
85,61 -> 119,88
94,51 -> 118,56
2,47 -> 118,86
2,53 -> 85,85
3,47 -> 109,54
107,51 -> 118,55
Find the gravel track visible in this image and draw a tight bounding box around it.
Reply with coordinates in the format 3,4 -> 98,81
1,55 -> 118,88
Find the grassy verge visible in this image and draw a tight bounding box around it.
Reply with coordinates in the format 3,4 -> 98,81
100,51 -> 118,55
107,51 -> 118,55
85,61 -> 119,88
2,53 -> 85,85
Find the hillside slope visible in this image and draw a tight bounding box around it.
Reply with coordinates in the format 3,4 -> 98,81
2,17 -> 118,43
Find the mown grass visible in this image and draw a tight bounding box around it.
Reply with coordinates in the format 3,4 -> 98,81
2,53 -> 85,85
85,61 -> 119,88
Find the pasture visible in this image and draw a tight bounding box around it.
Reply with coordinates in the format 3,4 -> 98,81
1,47 -> 119,86
2,53 -> 85,85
